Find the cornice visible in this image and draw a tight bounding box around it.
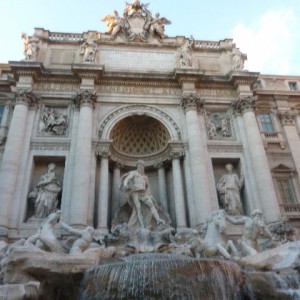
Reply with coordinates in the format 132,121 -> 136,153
229,71 -> 260,88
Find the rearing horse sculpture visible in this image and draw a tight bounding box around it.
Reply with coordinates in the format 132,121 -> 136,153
190,210 -> 238,259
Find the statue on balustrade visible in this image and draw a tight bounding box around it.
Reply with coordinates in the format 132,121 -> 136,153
28,163 -> 61,219
176,39 -> 194,68
80,32 -> 99,63
119,160 -> 166,229
217,163 -> 244,215
226,210 -> 273,256
21,32 -> 39,61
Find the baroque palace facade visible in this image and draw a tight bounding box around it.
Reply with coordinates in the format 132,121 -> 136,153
0,0 -> 300,241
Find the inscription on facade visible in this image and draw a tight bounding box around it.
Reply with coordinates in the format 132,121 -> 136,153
100,49 -> 175,71
97,85 -> 181,96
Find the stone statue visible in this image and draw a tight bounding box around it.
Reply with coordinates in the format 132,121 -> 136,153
21,33 -> 38,61
220,116 -> 231,137
124,0 -> 149,16
148,13 -> 171,39
217,164 -> 244,215
26,210 -> 64,253
119,160 -> 165,229
80,32 -> 99,63
176,39 -> 194,67
206,117 -> 217,138
40,107 -> 68,135
28,163 -> 61,219
101,10 -> 126,40
232,48 -> 247,70
60,221 -> 95,254
189,210 -> 239,259
226,210 -> 273,256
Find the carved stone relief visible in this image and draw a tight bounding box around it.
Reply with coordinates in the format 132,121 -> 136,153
38,106 -> 69,136
205,111 -> 232,139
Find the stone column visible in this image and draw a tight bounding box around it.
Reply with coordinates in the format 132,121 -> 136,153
0,102 -> 11,145
155,162 -> 168,213
170,148 -> 187,229
96,142 -> 111,233
111,162 -> 122,218
278,110 -> 300,179
69,90 -> 96,227
233,96 -> 280,222
182,93 -> 212,226
0,88 -> 38,230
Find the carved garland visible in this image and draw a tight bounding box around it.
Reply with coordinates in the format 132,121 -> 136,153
278,111 -> 297,126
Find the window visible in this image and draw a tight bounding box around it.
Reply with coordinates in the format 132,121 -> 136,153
277,178 -> 297,204
0,105 -> 4,124
288,82 -> 298,91
259,113 -> 275,132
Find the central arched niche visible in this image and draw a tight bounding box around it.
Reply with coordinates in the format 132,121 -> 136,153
110,115 -> 171,157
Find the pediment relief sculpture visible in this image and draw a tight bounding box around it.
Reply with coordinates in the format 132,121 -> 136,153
101,0 -> 171,42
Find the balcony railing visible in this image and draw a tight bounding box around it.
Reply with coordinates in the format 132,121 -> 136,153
280,204 -> 300,217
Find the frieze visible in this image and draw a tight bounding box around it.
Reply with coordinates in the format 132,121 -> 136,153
33,83 -> 79,91
30,140 -> 70,151
197,89 -> 236,98
207,142 -> 243,153
97,85 -> 181,96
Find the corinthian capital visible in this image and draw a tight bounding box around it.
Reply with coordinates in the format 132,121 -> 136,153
11,87 -> 39,107
232,96 -> 256,114
181,93 -> 201,112
74,90 -> 97,109
278,110 -> 297,126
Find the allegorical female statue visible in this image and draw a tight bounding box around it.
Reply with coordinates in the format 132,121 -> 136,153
217,163 -> 244,215
28,163 -> 61,219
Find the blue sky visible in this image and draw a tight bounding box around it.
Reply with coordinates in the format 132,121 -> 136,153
0,0 -> 299,75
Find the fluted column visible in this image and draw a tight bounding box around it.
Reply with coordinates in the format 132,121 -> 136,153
0,102 -> 11,145
111,162 -> 122,218
0,88 -> 39,230
182,93 -> 212,225
278,110 -> 300,179
96,142 -> 111,233
69,90 -> 96,227
233,96 -> 280,222
170,147 -> 187,228
155,162 -> 168,213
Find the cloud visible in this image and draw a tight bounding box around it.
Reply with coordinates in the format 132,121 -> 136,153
232,9 -> 299,75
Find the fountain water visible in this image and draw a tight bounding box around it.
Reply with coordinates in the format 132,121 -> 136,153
79,254 -> 254,300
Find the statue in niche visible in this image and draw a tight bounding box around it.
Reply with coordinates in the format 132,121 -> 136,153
40,107 -> 68,135
28,163 -> 61,220
226,210 -> 273,256
206,117 -> 217,138
119,160 -> 165,229
80,32 -> 99,63
232,48 -> 247,71
217,164 -> 244,216
101,10 -> 126,40
21,32 -> 39,61
176,39 -> 194,68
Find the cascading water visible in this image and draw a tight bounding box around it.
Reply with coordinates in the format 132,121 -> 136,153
78,254 -> 254,300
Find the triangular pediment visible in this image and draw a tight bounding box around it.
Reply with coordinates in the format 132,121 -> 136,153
271,164 -> 295,173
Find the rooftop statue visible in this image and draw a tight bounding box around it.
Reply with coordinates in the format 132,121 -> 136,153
101,1 -> 171,41
101,10 -> 126,40
80,32 -> 100,63
21,32 -> 39,61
